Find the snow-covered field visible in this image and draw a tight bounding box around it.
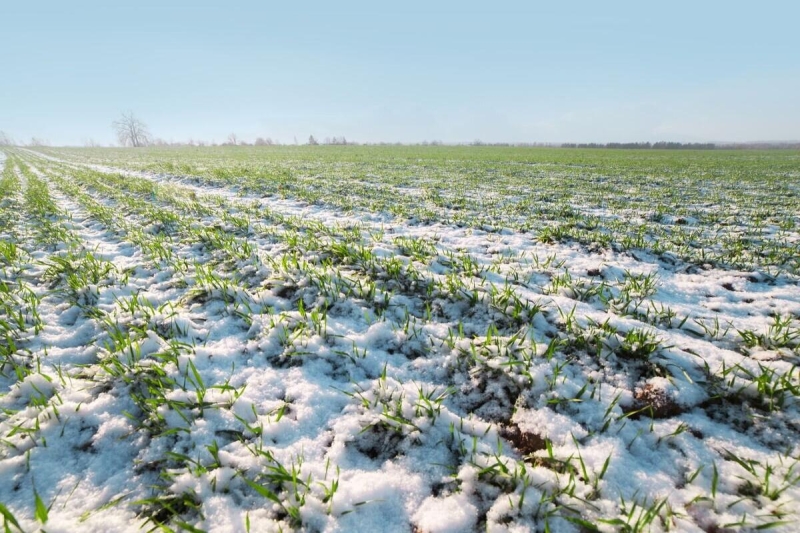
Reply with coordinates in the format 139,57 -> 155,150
1,146 -> 799,532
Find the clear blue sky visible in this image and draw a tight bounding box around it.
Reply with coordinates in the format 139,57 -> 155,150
1,0 -> 798,145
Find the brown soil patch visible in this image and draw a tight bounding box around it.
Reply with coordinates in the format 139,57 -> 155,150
500,423 -> 547,456
632,383 -> 682,419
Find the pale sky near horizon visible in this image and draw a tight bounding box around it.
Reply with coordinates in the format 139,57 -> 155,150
1,0 -> 799,146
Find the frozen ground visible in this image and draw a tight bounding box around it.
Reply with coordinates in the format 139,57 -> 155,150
0,147 -> 798,532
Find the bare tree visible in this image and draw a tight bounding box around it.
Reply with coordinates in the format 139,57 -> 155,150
308,135 -> 318,145
29,137 -> 49,147
0,131 -> 14,146
112,112 -> 151,147
226,133 -> 239,146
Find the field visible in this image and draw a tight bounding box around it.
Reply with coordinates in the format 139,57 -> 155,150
0,145 -> 799,532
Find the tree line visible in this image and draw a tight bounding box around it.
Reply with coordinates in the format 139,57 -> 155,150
561,142 -> 717,150
3,115 -> 797,150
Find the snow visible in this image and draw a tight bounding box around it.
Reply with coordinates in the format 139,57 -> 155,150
0,147 -> 798,532
413,493 -> 478,533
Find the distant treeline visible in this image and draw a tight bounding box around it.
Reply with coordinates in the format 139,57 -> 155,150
718,142 -> 800,150
561,142 -> 717,150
